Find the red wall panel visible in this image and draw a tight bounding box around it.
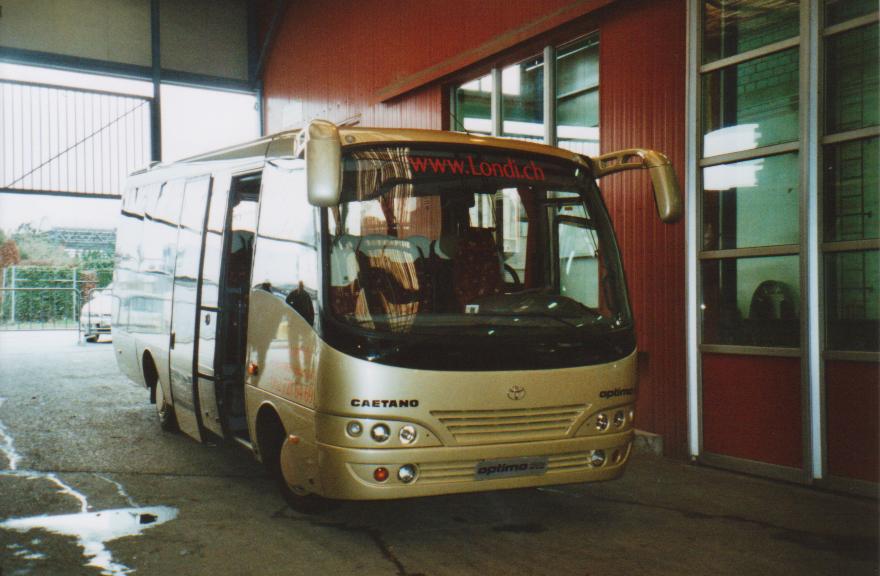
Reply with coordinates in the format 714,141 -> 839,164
598,0 -> 688,457
702,354 -> 803,469
262,0 -> 613,132
826,360 -> 879,483
262,0 -> 689,456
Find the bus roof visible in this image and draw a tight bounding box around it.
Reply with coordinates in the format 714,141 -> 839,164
127,125 -> 589,186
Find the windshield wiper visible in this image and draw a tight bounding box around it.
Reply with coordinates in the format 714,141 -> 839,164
474,312 -> 584,330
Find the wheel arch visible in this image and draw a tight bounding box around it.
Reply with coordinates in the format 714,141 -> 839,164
142,349 -> 159,404
254,401 -> 285,464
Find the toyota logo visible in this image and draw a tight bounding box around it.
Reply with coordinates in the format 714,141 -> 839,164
507,385 -> 526,401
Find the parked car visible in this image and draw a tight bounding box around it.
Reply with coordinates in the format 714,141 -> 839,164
80,288 -> 113,342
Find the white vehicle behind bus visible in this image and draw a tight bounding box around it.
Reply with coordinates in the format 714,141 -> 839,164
80,287 -> 113,343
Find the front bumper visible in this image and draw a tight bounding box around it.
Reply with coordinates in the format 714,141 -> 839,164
313,430 -> 634,500
82,322 -> 112,335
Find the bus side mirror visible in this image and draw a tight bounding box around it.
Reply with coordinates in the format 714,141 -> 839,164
587,149 -> 682,223
296,119 -> 342,207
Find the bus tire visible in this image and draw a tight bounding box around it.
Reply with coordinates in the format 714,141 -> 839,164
259,410 -> 337,514
144,353 -> 178,433
85,334 -> 99,343
155,380 -> 178,433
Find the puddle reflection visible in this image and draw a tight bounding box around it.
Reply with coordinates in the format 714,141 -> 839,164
0,397 -> 179,575
2,506 -> 178,575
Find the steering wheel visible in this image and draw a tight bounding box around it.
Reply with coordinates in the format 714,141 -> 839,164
503,264 -> 522,287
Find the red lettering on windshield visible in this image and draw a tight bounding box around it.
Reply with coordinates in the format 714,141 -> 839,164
408,155 -> 546,181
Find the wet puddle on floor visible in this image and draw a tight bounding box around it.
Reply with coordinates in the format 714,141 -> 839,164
2,506 -> 178,574
0,397 -> 178,575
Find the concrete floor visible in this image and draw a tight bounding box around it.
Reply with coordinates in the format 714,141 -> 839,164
0,330 -> 877,576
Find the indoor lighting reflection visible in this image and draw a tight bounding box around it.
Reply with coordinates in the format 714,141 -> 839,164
703,124 -> 760,157
703,158 -> 764,191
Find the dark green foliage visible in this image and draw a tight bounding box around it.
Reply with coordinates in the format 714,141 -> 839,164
0,262 -> 114,327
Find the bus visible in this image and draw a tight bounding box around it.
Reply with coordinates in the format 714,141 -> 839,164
112,120 -> 681,511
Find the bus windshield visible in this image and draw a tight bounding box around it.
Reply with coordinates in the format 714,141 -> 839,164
323,145 -> 634,370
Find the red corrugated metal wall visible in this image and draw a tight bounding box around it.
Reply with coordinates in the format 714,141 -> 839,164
261,0 -> 614,131
262,0 -> 688,456
598,0 -> 687,457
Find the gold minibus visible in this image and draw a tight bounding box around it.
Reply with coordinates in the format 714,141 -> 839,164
112,121 -> 680,511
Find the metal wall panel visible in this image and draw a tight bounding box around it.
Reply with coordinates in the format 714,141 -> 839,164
261,0 -> 613,132
0,0 -> 250,82
598,0 -> 688,457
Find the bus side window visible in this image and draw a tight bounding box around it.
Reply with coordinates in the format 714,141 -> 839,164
252,160 -> 318,326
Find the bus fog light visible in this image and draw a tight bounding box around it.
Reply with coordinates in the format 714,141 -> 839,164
346,421 -> 363,437
371,424 -> 390,442
613,411 -> 625,427
373,467 -> 389,482
591,450 -> 606,467
399,425 -> 417,444
596,413 -> 609,431
398,464 -> 417,483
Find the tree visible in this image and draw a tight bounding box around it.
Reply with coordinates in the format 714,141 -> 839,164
12,224 -> 73,266
0,240 -> 21,269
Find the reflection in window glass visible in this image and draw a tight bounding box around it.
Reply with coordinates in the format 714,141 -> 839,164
825,24 -> 879,134
702,0 -> 799,64
502,56 -> 544,143
702,255 -> 800,347
453,74 -> 492,134
702,153 -> 799,250
558,204 -> 599,307
252,167 -> 317,294
824,137 -> 879,242
825,250 -> 879,352
556,36 -> 600,156
825,0 -> 878,27
702,48 -> 799,156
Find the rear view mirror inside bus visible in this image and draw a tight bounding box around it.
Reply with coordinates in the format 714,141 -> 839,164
298,119 -> 342,207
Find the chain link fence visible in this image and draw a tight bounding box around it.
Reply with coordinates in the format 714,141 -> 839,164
0,267 -> 113,340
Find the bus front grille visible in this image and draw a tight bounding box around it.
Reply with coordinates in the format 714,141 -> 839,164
417,451 -> 596,484
430,405 -> 586,445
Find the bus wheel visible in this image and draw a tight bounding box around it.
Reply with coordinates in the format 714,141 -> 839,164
261,415 -> 336,514
154,381 -> 179,433
144,354 -> 178,433
85,334 -> 99,343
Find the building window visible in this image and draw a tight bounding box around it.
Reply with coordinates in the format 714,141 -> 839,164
698,0 -> 802,351
453,73 -> 491,135
691,0 -> 880,485
821,6 -> 879,353
451,34 -> 599,155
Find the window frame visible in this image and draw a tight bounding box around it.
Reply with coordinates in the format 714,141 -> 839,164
449,33 -> 600,151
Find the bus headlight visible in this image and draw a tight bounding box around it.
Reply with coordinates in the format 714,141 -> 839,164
596,413 -> 609,431
398,464 -> 417,483
613,411 -> 625,427
370,424 -> 391,443
399,425 -> 417,444
346,421 -> 363,437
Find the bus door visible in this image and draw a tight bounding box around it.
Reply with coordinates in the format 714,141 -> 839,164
193,173 -> 231,438
169,176 -> 213,441
208,172 -> 262,442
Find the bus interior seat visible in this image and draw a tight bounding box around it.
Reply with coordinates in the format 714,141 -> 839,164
453,227 -> 503,309
355,235 -> 424,329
